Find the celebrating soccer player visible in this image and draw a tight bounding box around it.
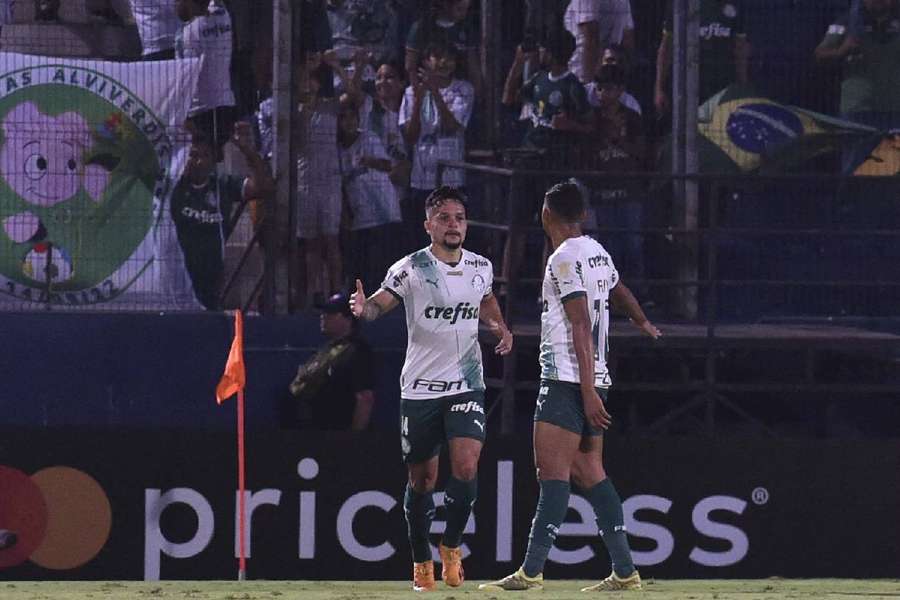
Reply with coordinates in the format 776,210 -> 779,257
480,180 -> 660,592
350,185 -> 513,591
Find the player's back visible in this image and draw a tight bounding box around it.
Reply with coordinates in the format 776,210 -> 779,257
539,235 -> 619,388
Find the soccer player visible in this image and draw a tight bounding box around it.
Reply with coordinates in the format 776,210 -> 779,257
350,185 -> 513,591
480,181 -> 660,592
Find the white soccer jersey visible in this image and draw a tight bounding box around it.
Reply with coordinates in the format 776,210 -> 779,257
540,235 -> 619,387
130,0 -> 180,56
175,2 -> 236,115
565,0 -> 634,83
382,247 -> 493,400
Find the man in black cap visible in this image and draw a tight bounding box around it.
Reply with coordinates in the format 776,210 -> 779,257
287,292 -> 376,431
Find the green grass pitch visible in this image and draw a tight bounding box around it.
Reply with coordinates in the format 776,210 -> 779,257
2,580 -> 899,599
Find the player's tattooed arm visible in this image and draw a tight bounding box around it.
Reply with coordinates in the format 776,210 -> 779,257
610,282 -> 661,339
350,279 -> 399,321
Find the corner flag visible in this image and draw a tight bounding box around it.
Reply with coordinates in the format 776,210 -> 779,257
215,310 -> 248,580
216,311 -> 245,404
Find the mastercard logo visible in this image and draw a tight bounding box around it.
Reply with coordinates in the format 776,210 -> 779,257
0,465 -> 112,570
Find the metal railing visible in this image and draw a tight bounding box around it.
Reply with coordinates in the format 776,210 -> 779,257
439,159 -> 900,434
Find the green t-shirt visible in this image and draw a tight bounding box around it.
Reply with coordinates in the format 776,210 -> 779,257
170,174 -> 244,309
519,70 -> 589,148
819,10 -> 900,114
665,0 -> 746,102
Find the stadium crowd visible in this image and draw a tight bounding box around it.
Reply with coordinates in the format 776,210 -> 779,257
0,0 -> 898,312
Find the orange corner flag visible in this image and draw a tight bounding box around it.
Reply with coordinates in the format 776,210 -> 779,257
216,310 -> 245,404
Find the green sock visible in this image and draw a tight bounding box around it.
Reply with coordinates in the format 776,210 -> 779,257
404,484 -> 436,563
522,479 -> 570,578
583,478 -> 635,577
442,476 -> 477,548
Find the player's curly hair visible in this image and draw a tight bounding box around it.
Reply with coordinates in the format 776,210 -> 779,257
544,179 -> 586,223
424,185 -> 468,216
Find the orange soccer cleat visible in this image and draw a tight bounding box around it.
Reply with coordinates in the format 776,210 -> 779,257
439,544 -> 465,587
413,560 -> 437,592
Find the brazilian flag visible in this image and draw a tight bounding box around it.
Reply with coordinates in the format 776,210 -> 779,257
696,85 -> 878,173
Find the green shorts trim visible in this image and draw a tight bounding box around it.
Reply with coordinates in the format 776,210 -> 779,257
534,379 -> 609,437
399,391 -> 486,464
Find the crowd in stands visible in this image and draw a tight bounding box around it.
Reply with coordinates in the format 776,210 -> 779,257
1,0 -> 897,313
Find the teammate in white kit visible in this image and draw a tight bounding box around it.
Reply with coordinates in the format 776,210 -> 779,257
350,186 -> 513,591
481,180 -> 660,592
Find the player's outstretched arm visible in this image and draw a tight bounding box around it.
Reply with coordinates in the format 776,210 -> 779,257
479,293 -> 513,355
349,279 -> 399,322
610,282 -> 661,339
563,295 -> 612,430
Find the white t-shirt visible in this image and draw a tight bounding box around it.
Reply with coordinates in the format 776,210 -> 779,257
359,95 -> 405,159
398,79 -> 474,189
359,94 -> 408,198
175,2 -> 235,114
130,0 -> 180,55
340,130 -> 401,230
382,247 -> 493,400
540,235 -> 619,387
585,81 -> 642,114
564,0 -> 634,82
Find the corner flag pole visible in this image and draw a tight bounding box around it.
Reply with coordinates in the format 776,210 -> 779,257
215,311 -> 248,581
237,387 -> 247,580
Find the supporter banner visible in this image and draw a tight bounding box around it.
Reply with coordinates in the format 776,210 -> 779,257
0,430 -> 898,580
0,53 -> 201,310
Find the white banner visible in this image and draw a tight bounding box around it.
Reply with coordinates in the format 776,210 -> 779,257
0,52 -> 202,310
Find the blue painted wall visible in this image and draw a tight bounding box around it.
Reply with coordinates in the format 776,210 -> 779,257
0,312 -> 408,431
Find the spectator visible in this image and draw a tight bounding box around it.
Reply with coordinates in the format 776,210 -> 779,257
503,30 -> 590,156
354,60 -> 412,246
295,52 -> 349,307
655,0 -> 750,113
359,61 -> 410,181
405,0 -> 481,94
586,64 -> 647,299
586,44 -> 642,114
176,0 -> 237,152
399,40 -> 474,245
814,0 -> 900,128
501,30 -> 589,290
288,291 -> 376,431
171,122 -> 274,310
338,93 -> 402,292
564,0 -> 635,84
326,0 -> 400,89
130,0 -> 180,60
